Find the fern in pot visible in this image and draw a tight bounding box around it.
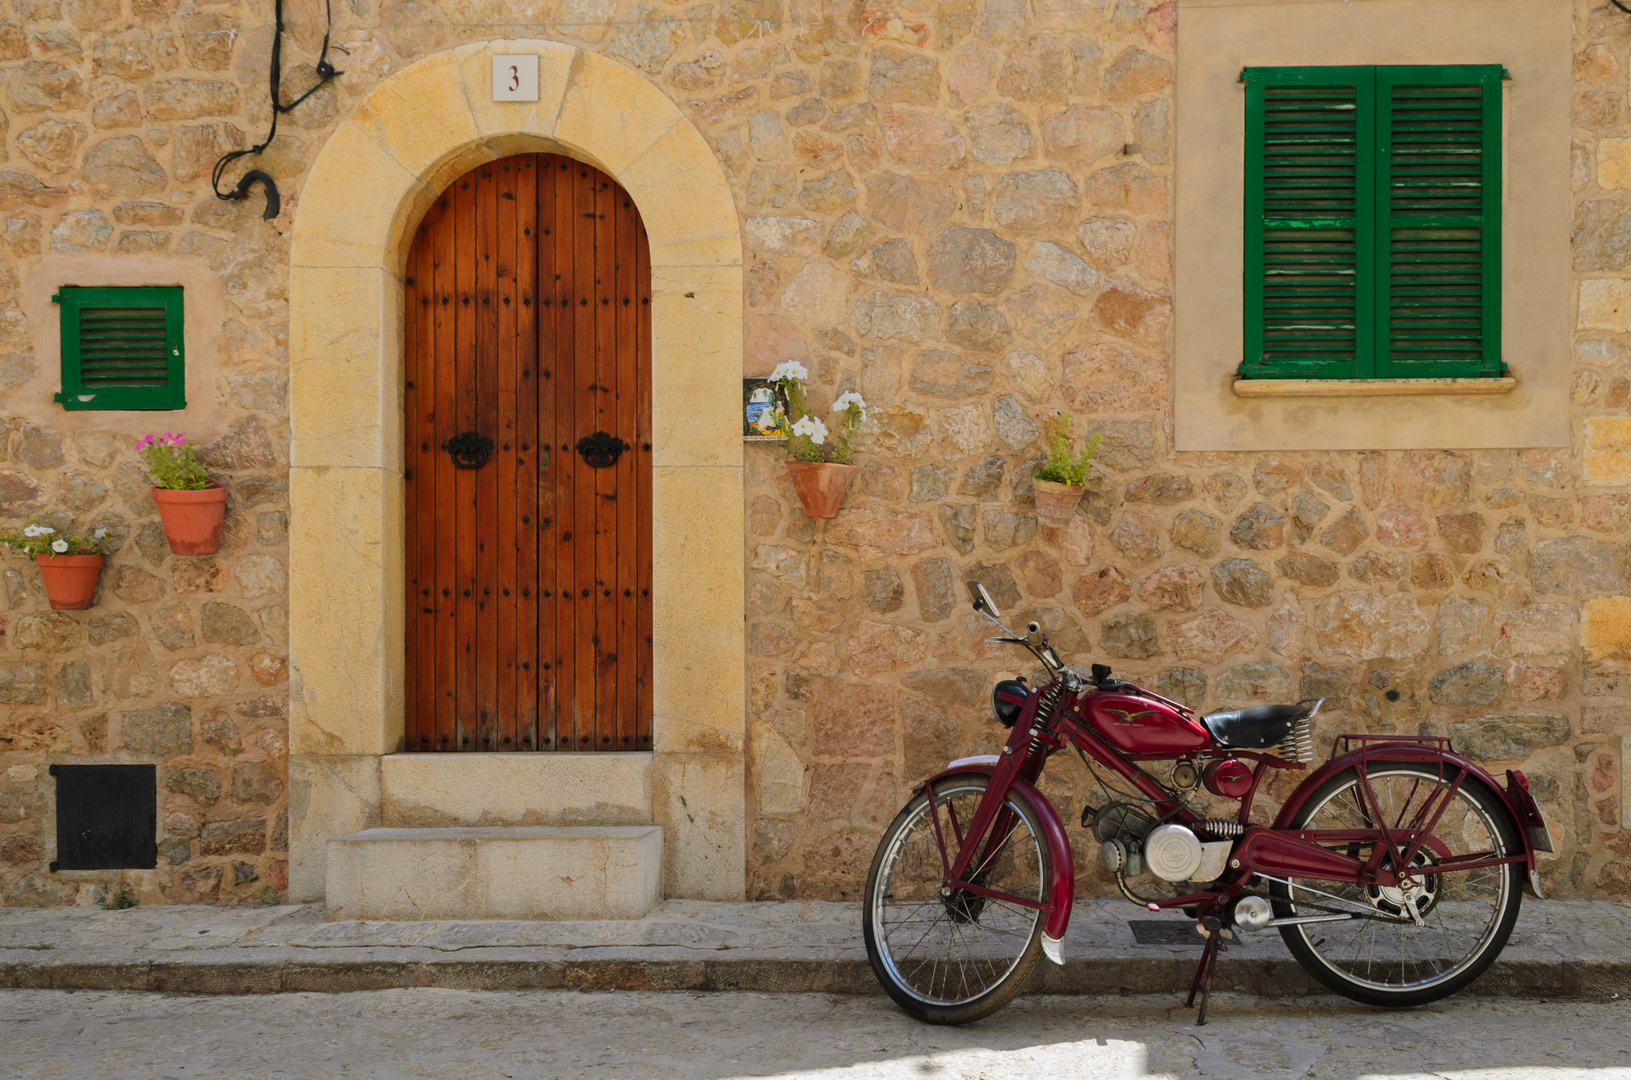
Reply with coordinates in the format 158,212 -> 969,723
1031,412 -> 1100,528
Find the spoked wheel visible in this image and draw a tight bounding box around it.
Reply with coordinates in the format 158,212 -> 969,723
862,775 -> 1053,1024
1270,762 -> 1523,1007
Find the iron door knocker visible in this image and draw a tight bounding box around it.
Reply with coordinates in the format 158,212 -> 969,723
576,431 -> 629,468
443,431 -> 495,469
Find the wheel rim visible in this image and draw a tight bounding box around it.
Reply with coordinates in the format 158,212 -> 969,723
1283,765 -> 1512,993
870,781 -> 1046,1007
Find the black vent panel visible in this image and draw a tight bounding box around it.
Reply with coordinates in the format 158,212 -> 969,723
51,764 -> 157,871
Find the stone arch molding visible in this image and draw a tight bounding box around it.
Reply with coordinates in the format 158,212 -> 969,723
286,42 -> 746,903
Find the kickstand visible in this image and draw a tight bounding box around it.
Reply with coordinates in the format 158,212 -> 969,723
1184,917 -> 1226,1026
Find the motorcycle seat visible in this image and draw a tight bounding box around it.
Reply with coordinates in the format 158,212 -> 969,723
1201,701 -> 1317,750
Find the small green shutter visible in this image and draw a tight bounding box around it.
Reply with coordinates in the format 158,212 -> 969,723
54,286 -> 185,411
1244,67 -> 1375,380
1375,66 -> 1503,378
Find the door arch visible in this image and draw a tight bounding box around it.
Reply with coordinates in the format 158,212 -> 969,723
404,153 -> 653,754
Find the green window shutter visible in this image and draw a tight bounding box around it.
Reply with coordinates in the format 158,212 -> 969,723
54,286 -> 186,411
1243,67 -> 1376,380
1375,66 -> 1503,378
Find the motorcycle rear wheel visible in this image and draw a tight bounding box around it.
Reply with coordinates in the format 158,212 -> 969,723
862,776 -> 1053,1025
1270,761 -> 1523,1008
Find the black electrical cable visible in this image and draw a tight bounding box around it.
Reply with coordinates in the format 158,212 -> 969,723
210,0 -> 344,219
1615,0 -> 1631,15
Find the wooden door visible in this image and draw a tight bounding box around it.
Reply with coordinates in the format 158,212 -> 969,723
404,154 -> 653,753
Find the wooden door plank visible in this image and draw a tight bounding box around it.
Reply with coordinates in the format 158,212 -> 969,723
537,155 -> 562,751
475,164 -> 500,751
432,190 -> 459,753
613,190 -> 640,749
593,170 -> 620,751
573,161 -> 600,752
551,156 -> 579,752
453,173 -> 479,750
404,218 -> 421,751
515,155 -> 541,752
414,212 -> 439,753
494,158 -> 519,751
635,222 -> 654,748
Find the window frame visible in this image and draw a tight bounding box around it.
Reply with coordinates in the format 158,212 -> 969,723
53,284 -> 187,411
1241,64 -> 1504,381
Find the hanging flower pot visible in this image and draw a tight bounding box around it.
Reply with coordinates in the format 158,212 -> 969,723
787,460 -> 860,519
1032,479 -> 1085,528
766,362 -> 869,521
137,432 -> 227,555
34,554 -> 104,611
152,481 -> 229,555
1031,411 -> 1101,529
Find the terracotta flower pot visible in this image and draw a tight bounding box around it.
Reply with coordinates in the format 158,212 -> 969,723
153,480 -> 229,555
787,461 -> 859,519
1032,478 -> 1085,528
35,554 -> 103,611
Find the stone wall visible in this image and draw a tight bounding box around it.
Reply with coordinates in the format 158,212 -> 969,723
1,0 -> 1628,905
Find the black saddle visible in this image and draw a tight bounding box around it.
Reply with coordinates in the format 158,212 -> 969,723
1201,699 -> 1321,750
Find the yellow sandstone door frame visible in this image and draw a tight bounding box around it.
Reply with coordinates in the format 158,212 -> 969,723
285,42 -> 745,901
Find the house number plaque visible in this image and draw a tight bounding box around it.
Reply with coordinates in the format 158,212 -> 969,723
491,55 -> 539,102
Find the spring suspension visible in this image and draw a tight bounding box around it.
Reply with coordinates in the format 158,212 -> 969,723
1028,682 -> 1065,752
1198,819 -> 1245,839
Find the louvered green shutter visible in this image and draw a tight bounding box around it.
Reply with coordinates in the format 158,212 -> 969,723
1375,66 -> 1503,378
54,286 -> 185,411
1244,68 -> 1374,380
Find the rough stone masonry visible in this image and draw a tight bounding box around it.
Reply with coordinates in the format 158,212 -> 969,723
1,0 -> 1631,907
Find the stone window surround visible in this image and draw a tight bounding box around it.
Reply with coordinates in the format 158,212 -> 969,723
1173,0 -> 1572,451
285,41 -> 747,902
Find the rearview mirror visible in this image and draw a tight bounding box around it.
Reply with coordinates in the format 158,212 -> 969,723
967,580 -> 1000,618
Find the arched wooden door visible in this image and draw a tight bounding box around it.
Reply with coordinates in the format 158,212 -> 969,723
403,154 -> 653,753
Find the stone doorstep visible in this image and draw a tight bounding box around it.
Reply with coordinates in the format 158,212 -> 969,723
324,826 -> 664,922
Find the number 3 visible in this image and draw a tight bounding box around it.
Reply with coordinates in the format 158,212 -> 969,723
508,66 -> 519,92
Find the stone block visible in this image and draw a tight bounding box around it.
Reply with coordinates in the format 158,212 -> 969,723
325,826 -> 662,920
380,752 -> 652,827
1579,279 -> 1631,331
1585,417 -> 1631,485
1584,597 -> 1631,664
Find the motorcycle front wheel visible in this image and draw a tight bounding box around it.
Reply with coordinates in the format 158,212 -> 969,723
1270,761 -> 1524,1008
862,775 -> 1053,1025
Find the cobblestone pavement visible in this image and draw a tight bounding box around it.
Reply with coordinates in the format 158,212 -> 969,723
0,989 -> 1627,1079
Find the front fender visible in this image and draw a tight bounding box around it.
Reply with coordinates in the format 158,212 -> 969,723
1275,743 -> 1542,895
917,762 -> 1075,947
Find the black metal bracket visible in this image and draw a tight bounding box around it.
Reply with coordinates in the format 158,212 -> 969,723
576,431 -> 629,468
442,431 -> 494,469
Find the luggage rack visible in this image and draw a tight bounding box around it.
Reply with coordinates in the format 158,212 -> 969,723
1331,732 -> 1455,761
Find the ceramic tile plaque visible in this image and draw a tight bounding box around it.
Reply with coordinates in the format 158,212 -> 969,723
492,54 -> 539,102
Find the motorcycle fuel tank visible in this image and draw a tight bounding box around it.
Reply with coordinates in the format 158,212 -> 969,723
1084,692 -> 1211,754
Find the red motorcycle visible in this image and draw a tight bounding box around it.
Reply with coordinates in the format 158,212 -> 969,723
863,583 -> 1553,1025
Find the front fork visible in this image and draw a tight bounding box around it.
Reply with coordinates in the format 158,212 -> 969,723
919,725 -> 1075,962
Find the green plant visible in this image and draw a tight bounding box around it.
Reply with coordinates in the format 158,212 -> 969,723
101,887 -> 138,910
768,361 -> 867,465
1033,413 -> 1101,487
137,433 -> 211,490
0,521 -> 111,559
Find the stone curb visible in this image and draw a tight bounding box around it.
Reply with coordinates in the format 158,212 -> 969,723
1,956 -> 1625,997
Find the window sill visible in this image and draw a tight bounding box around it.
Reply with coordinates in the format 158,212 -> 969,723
1231,376 -> 1516,399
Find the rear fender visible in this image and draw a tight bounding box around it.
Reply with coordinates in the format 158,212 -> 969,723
917,762 -> 1075,950
1275,743 -> 1543,897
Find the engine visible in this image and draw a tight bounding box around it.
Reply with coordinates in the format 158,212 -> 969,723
1091,802 -> 1235,886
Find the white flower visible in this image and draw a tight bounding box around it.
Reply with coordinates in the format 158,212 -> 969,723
832,391 -> 867,421
50,539 -> 68,553
791,414 -> 828,446
768,360 -> 809,383
21,524 -> 51,538
92,528 -> 107,540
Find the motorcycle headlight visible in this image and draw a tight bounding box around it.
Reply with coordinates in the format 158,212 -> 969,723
991,678 -> 1029,728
